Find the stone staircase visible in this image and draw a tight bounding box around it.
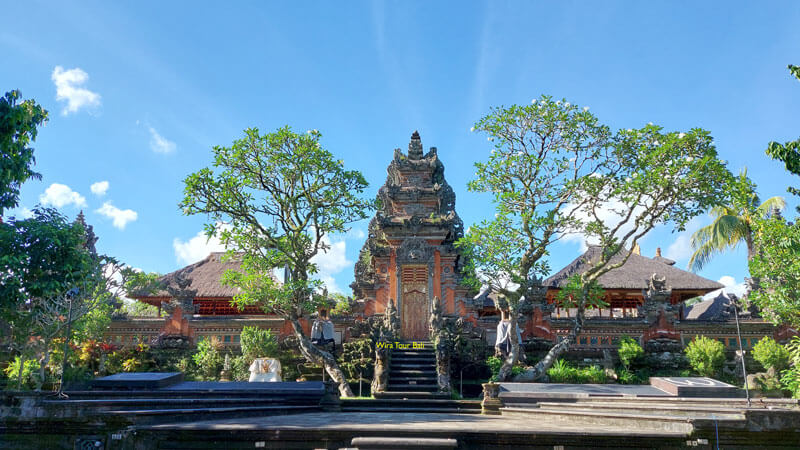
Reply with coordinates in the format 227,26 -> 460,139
344,342 -> 481,414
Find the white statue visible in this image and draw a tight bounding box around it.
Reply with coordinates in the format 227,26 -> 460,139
248,358 -> 282,382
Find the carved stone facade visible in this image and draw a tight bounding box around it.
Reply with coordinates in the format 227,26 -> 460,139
352,131 -> 475,340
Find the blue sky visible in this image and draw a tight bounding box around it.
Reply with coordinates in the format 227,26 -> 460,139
2,1 -> 799,295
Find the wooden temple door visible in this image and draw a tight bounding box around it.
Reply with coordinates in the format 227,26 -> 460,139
401,265 -> 429,340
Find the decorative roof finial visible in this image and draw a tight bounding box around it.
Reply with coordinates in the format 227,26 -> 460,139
408,130 -> 423,160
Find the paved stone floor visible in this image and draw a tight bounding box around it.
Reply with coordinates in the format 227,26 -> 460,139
144,411 -> 687,437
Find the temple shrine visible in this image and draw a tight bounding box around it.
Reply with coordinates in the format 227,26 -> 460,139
110,132 -> 797,356
351,130 -> 475,339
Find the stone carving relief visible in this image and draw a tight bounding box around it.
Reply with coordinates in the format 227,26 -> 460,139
396,237 -> 434,264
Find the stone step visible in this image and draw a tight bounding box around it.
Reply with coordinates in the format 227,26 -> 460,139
351,436 -> 458,449
43,397 -> 302,408
391,349 -> 435,355
534,401 -> 749,417
389,376 -> 438,383
390,358 -> 436,365
373,391 -> 450,400
106,404 -> 318,417
500,407 -> 745,433
387,384 -> 440,391
343,406 -> 480,415
342,399 -> 480,408
391,363 -> 436,369
390,369 -> 437,376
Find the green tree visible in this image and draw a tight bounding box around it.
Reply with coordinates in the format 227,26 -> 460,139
180,126 -> 372,396
685,336 -> 725,378
465,96 -> 730,381
749,216 -> 800,326
0,90 -> 48,216
0,208 -> 96,388
617,336 -> 644,370
765,64 -> 800,212
688,169 -> 785,271
752,336 -> 790,372
748,64 -> 800,326
240,326 -> 279,361
458,96 -> 613,381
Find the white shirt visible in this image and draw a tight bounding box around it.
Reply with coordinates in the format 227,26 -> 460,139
311,319 -> 334,340
495,319 -> 522,347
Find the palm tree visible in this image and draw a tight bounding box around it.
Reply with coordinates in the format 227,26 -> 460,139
688,169 -> 785,272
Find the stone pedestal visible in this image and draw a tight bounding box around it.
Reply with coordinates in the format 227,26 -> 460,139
320,380 -> 342,411
481,382 -> 502,415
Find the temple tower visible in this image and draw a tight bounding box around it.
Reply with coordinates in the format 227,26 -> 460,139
352,131 -> 475,339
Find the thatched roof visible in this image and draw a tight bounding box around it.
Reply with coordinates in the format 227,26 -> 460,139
132,252 -> 245,299
544,246 -> 723,291
683,291 -> 736,321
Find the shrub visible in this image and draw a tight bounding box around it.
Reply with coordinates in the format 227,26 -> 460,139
240,326 -> 279,362
3,357 -> 40,389
338,338 -> 374,382
486,356 -> 502,381
547,359 -> 577,383
577,365 -> 607,384
617,336 -> 644,369
192,338 -> 223,380
780,336 -> 800,398
752,337 -> 790,372
685,336 -> 725,378
617,368 -> 637,385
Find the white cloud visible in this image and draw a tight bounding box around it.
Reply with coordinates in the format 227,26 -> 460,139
148,126 -> 176,154
18,207 -> 34,219
51,66 -> 101,115
173,227 -> 226,266
345,227 -> 366,240
95,202 -> 138,230
312,234 -> 351,293
665,234 -> 693,262
90,181 -> 109,196
39,183 -> 87,208
561,199 -> 644,252
664,217 -> 707,265
703,276 -> 748,299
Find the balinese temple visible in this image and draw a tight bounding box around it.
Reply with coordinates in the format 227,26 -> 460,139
351,131 -> 476,339
108,132 -> 798,352
112,253 -> 289,348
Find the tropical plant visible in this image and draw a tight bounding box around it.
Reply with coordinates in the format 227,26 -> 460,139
617,336 -> 644,369
192,338 -> 223,381
3,356 -> 40,389
749,216 -> 800,326
752,337 -> 790,372
0,90 -> 48,215
468,96 -> 730,382
765,64 -> 800,213
547,359 -> 577,383
685,336 -> 725,378
240,326 -> 279,361
180,126 -> 372,396
780,336 -> 800,398
578,365 -> 607,384
688,169 -> 785,272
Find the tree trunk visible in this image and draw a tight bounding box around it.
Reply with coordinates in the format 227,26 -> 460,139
16,354 -> 25,391
288,317 -> 354,397
497,305 -> 520,381
37,338 -> 50,391
513,289 -> 587,382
